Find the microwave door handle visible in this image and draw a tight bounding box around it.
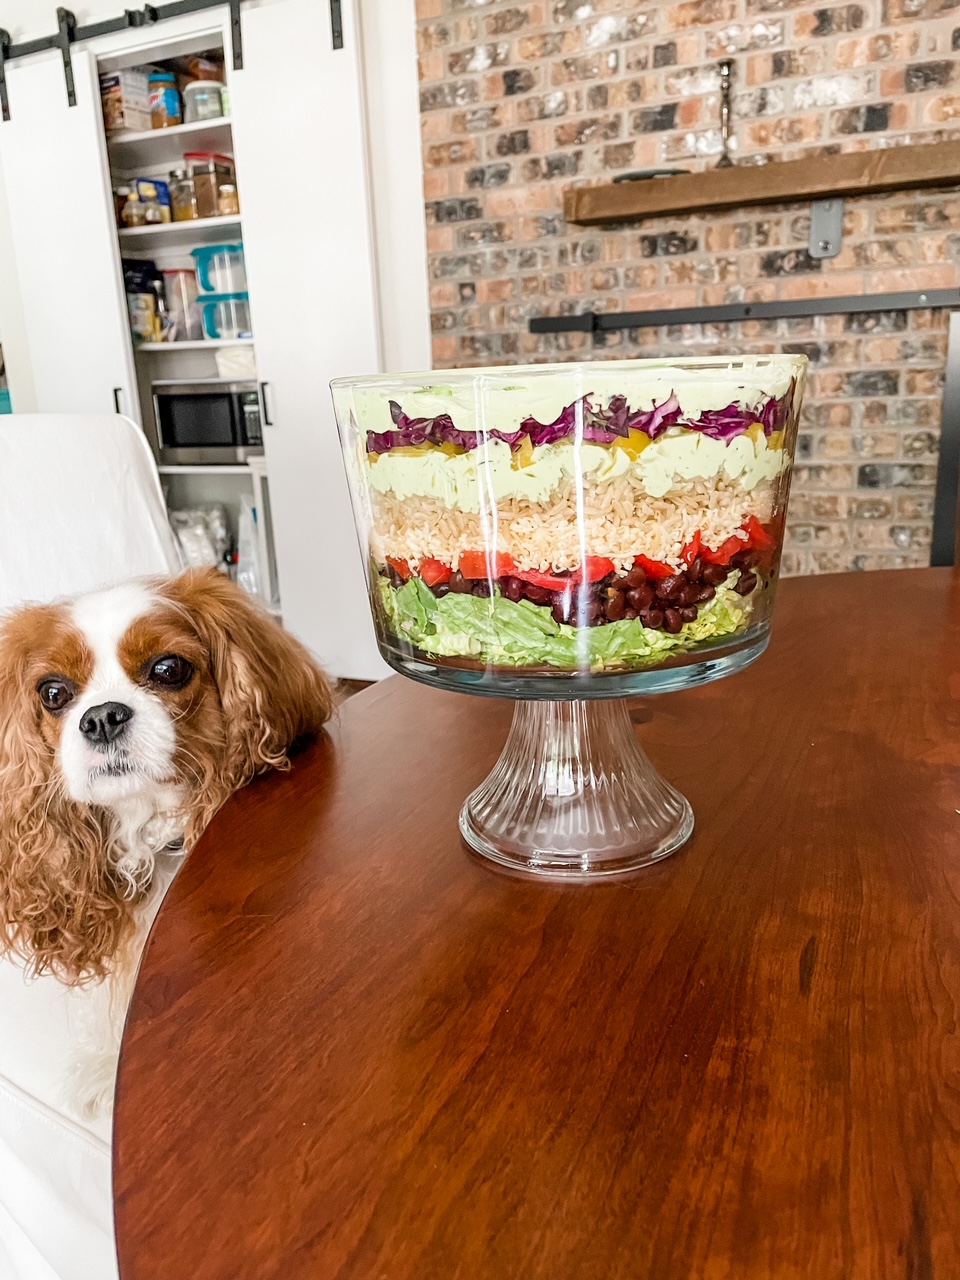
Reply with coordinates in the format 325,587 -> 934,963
260,381 -> 274,427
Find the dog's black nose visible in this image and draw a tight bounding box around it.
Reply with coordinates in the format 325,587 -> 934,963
79,701 -> 133,746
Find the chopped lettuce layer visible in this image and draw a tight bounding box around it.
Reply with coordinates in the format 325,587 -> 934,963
376,575 -> 752,670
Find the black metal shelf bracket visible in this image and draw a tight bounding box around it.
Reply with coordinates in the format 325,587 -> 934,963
330,0 -> 343,50
0,30 -> 11,123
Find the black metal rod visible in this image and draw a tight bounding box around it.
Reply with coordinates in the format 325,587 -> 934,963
529,288 -> 960,335
76,14 -> 145,41
7,35 -> 58,58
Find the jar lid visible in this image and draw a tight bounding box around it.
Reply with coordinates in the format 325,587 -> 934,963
149,71 -> 177,82
162,267 -> 196,275
183,151 -> 234,164
184,79 -> 225,92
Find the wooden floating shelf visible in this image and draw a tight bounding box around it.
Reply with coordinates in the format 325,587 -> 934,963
564,140 -> 960,226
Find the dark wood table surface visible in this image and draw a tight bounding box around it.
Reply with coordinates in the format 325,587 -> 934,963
114,568 -> 960,1280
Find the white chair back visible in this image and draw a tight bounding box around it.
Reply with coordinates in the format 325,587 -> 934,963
0,412 -> 181,1280
0,413 -> 181,612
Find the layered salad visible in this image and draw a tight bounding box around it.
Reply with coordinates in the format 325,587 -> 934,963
334,357 -> 805,676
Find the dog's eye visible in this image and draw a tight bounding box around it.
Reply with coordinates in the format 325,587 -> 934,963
37,678 -> 76,713
147,654 -> 194,689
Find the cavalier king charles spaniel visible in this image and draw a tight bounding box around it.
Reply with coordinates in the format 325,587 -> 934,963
0,567 -> 333,990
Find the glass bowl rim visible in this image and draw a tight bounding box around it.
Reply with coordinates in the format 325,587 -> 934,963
330,352 -> 808,392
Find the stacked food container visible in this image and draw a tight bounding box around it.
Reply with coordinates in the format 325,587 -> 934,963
191,243 -> 251,340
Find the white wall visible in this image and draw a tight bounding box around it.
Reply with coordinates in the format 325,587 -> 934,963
0,0 -> 430,403
357,0 -> 431,373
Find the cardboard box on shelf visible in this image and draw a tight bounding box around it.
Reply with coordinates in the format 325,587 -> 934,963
99,68 -> 151,134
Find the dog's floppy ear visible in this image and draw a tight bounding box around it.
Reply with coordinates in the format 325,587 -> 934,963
159,567 -> 334,804
0,608 -> 132,983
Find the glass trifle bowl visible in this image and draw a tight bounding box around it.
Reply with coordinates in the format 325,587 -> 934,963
332,354 -> 807,877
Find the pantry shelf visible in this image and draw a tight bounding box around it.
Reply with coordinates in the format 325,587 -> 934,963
136,338 -> 254,351
118,214 -> 241,251
158,464 -> 255,476
107,118 -> 233,170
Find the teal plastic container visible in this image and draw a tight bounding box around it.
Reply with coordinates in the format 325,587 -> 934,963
199,292 -> 252,340
191,243 -> 246,294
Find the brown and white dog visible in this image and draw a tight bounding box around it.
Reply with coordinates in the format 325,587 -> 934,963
0,567 -> 333,989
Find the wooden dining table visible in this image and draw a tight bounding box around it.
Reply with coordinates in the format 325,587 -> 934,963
114,567 -> 960,1280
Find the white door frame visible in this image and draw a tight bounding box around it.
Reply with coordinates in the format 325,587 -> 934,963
357,0 -> 432,374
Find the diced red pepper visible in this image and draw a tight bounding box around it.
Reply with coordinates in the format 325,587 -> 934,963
700,535 -> 746,567
517,568 -> 570,591
386,556 -> 412,580
458,550 -> 519,580
459,551 -> 614,590
742,515 -> 776,551
680,531 -> 702,567
419,557 -> 453,587
634,554 -> 674,581
570,556 -> 616,584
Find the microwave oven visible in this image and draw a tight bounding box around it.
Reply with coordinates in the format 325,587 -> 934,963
152,379 -> 264,465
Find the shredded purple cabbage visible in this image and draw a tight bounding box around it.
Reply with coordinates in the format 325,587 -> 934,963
367,388 -> 789,455
366,402 -> 527,454
519,392 -> 683,447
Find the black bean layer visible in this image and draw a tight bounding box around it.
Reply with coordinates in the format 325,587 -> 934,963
386,548 -> 762,634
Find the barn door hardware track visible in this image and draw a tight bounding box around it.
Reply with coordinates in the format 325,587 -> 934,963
0,0 -> 346,119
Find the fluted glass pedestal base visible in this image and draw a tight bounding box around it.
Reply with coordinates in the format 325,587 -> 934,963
459,699 -> 694,878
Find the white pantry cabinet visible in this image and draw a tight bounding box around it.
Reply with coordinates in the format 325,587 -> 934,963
0,50 -> 137,417
230,0 -> 385,678
0,0 -> 389,679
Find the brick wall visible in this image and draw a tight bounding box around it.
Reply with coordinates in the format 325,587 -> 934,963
414,0 -> 960,573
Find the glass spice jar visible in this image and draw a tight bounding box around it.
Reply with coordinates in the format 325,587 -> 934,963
217,183 -> 240,217
121,191 -> 146,227
184,151 -> 235,219
114,184 -> 131,227
169,168 -> 199,222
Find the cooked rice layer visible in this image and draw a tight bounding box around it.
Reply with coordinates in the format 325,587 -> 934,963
369,473 -> 775,573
